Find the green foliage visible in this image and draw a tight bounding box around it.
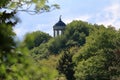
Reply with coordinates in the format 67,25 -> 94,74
2,1 -> 119,79
38,55 -> 61,80
74,26 -> 120,80
0,0 -> 9,8
0,24 -> 15,53
57,50 -> 76,80
0,2 -> 22,78
39,66 -> 58,80
19,19 -> 120,80
48,20 -> 93,54
0,0 -> 59,79
22,31 -> 51,49
48,36 -> 66,54
64,20 -> 93,46
0,8 -> 18,53
31,43 -> 49,60
3,0 -> 60,14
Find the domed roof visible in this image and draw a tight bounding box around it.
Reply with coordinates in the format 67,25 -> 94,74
53,16 -> 66,29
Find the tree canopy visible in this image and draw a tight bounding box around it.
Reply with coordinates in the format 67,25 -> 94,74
1,0 -> 59,14
48,20 -> 94,54
21,20 -> 120,80
74,26 -> 120,80
22,31 -> 52,49
0,0 -> 60,79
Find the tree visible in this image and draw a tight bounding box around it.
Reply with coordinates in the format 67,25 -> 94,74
64,20 -> 93,47
74,26 -> 120,80
1,0 -> 57,52
22,31 -> 52,49
48,20 -> 93,54
48,36 -> 66,54
0,0 -> 59,53
1,0 -> 59,14
57,50 -> 75,80
0,0 -> 59,79
0,11 -> 37,79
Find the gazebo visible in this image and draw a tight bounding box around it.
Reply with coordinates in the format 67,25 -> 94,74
53,16 -> 66,37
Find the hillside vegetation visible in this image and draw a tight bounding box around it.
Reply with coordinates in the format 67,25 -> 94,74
21,20 -> 120,80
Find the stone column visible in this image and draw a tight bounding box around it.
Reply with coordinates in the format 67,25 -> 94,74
53,29 -> 55,37
57,30 -> 59,36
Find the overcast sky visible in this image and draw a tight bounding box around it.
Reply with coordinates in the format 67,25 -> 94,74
14,0 -> 120,40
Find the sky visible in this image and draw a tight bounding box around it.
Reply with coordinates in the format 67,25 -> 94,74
14,0 -> 120,40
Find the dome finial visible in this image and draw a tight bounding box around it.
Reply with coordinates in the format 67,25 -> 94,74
59,15 -> 62,21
